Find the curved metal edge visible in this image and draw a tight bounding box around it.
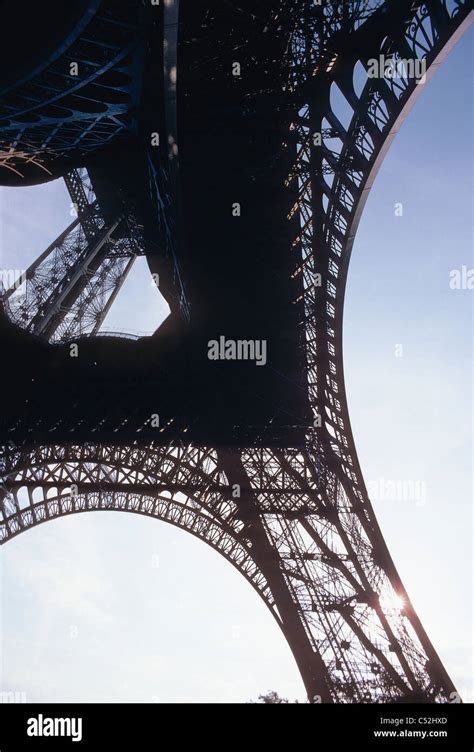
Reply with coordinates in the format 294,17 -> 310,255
333,9 -> 473,693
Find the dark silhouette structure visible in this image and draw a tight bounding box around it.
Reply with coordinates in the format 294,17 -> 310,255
0,0 -> 471,702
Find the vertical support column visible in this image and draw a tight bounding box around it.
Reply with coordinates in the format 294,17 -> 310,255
218,447 -> 333,702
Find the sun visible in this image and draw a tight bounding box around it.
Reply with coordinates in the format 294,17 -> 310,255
379,590 -> 406,614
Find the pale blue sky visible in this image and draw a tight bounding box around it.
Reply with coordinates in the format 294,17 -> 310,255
0,31 -> 472,703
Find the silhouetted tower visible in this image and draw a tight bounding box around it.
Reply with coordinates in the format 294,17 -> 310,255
0,0 -> 471,702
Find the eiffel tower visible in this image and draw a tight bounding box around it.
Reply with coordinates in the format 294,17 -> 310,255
0,0 -> 471,703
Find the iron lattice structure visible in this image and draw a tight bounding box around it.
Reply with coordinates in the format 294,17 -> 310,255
0,0 -> 190,321
0,0 -> 472,703
0,0 -> 144,181
1,168 -> 142,342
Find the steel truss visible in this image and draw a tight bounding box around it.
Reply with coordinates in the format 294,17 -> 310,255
0,438 -> 458,702
0,0 -> 189,328
0,0 -> 145,181
286,0 -> 472,504
1,169 -> 141,342
0,0 -> 471,702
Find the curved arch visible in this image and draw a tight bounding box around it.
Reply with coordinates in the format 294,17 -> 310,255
275,0 -> 472,701
1,443 -> 336,702
289,0 -> 473,504
1,488 -> 277,619
316,5 -> 473,609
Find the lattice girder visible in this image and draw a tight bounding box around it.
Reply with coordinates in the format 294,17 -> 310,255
0,440 -> 457,703
0,169 -> 141,342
